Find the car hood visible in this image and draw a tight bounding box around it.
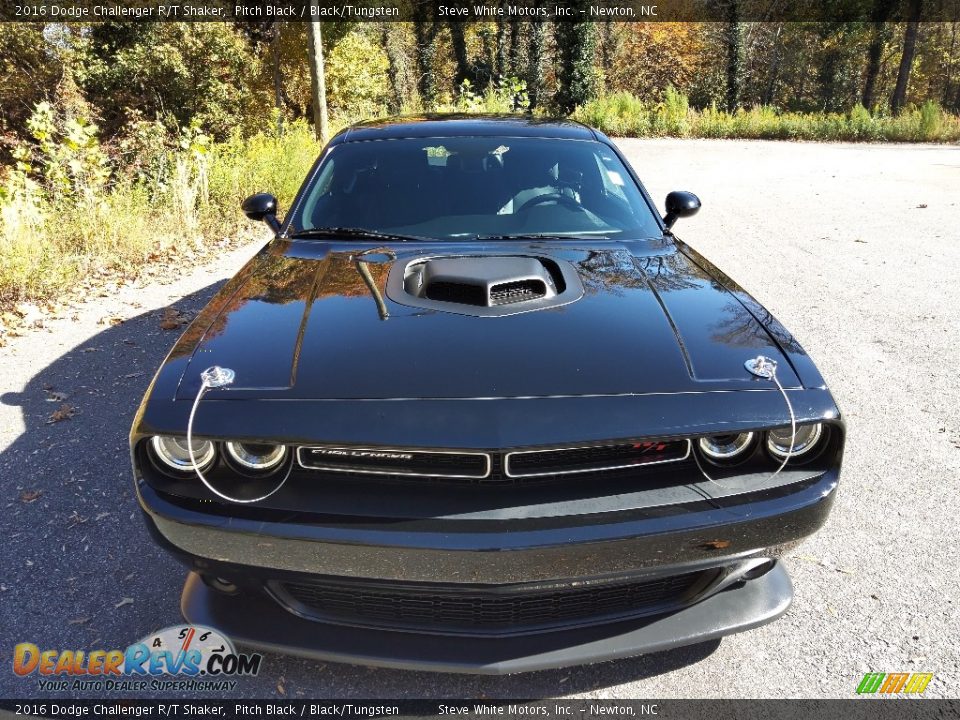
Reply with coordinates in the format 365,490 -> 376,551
172,241 -> 802,401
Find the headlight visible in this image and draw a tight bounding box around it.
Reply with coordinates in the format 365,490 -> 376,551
150,435 -> 215,473
766,423 -> 824,460
224,442 -> 287,472
698,432 -> 755,464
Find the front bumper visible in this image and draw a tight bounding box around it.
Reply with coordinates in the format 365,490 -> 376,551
180,562 -> 792,674
137,466 -> 835,672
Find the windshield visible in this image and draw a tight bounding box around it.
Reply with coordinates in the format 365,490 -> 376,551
290,137 -> 662,240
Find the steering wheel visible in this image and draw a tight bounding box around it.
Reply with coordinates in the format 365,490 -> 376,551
517,192 -> 587,213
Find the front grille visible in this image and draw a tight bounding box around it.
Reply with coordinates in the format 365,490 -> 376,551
271,571 -> 713,636
507,440 -> 691,478
298,446 -> 489,479
294,441 -> 693,484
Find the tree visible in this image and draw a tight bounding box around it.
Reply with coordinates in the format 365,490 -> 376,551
891,0 -> 925,114
380,23 -> 410,114
413,7 -> 439,105
555,11 -> 600,113
507,20 -> 522,77
449,22 -> 470,90
724,1 -> 744,112
863,0 -> 897,109
527,20 -> 547,109
307,21 -> 329,143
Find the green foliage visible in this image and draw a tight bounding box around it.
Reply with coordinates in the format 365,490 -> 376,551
919,100 -> 944,141
0,24 -> 59,136
445,77 -> 530,114
0,98 -> 320,308
76,23 -> 269,140
325,31 -> 392,122
207,121 -> 319,219
4,22 -> 960,314
575,92 -> 960,143
20,101 -> 110,204
555,13 -> 600,114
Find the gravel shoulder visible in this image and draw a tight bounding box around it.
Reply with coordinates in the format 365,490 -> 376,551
1,138 -> 958,699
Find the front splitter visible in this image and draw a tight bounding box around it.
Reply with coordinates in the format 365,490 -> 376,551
180,563 -> 792,675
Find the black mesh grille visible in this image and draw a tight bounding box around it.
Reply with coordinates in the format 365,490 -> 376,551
508,441 -> 689,477
489,280 -> 547,306
424,281 -> 486,306
274,571 -> 710,635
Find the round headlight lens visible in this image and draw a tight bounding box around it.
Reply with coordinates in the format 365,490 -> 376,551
766,423 -> 824,460
698,432 -> 755,463
150,435 -> 215,473
224,442 -> 287,472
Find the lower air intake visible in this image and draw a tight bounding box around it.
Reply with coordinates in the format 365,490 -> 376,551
272,570 -> 715,636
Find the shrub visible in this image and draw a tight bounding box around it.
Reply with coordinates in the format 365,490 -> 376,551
576,91 -> 960,144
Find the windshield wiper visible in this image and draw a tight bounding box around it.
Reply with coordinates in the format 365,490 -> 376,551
475,233 -> 611,241
289,227 -> 430,242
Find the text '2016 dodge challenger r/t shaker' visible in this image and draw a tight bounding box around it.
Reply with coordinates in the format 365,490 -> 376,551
130,116 -> 844,674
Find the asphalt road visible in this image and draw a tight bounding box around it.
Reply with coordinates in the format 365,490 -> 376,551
1,138 -> 958,700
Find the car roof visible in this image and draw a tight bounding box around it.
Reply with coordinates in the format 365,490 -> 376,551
331,114 -> 600,144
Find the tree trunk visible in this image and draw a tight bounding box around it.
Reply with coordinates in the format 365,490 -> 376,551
449,22 -> 470,90
381,24 -> 405,114
527,20 -> 546,109
306,20 -> 329,144
817,24 -> 844,112
725,2 -> 744,112
891,0 -> 924,114
414,8 -> 438,106
555,6 -> 599,114
763,24 -> 783,106
508,20 -> 522,77
495,10 -> 507,78
271,26 -> 284,132
863,0 -> 896,109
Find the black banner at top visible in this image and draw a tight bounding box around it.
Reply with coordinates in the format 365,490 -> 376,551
2,0 -> 960,23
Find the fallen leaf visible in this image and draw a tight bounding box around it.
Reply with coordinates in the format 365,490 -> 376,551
45,390 -> 69,402
46,403 -> 76,424
114,597 -> 134,609
916,203 -> 928,209
69,617 -> 91,625
699,539 -> 731,550
276,676 -> 286,695
160,307 -> 189,330
123,372 -> 143,379
20,490 -> 43,503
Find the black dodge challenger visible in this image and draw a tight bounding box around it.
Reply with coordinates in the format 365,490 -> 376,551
131,116 -> 843,674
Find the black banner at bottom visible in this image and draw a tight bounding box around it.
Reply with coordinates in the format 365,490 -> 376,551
1,700 -> 958,720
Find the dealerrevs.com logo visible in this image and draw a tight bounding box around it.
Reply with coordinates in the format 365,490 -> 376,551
13,625 -> 262,692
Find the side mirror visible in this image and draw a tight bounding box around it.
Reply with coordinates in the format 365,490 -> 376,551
663,191 -> 701,229
241,193 -> 280,233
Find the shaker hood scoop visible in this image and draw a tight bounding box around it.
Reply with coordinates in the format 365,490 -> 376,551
176,245 -> 800,400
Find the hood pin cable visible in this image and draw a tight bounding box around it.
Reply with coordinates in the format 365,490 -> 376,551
187,366 -> 294,504
691,355 -> 797,490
